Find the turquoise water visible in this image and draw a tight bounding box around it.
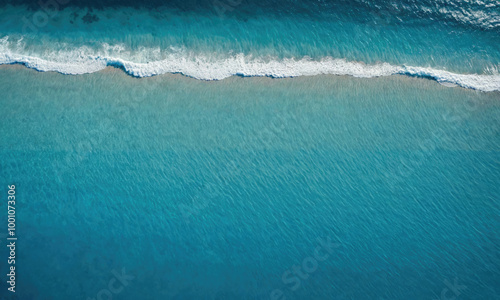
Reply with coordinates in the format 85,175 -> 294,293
0,2 -> 499,89
1,0 -> 500,299
0,67 -> 499,299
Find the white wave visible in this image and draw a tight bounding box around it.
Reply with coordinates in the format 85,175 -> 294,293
0,40 -> 499,92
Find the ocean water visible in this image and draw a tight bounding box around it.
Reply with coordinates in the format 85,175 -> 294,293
0,0 -> 500,299
0,68 -> 499,299
0,0 -> 499,89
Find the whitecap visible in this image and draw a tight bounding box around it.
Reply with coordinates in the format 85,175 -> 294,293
1,38 -> 499,92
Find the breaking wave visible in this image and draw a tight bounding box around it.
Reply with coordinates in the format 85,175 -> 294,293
1,39 -> 499,92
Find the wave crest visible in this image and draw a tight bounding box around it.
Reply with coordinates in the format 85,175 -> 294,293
1,39 -> 499,92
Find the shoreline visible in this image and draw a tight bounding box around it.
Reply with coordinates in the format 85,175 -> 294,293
1,63 -> 499,94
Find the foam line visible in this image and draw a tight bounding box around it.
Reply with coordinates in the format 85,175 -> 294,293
1,51 -> 499,92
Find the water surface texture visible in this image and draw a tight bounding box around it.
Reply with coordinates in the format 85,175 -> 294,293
0,68 -> 499,299
0,0 -> 499,89
0,0 -> 500,299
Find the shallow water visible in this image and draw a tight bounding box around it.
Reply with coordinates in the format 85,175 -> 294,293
0,67 -> 499,299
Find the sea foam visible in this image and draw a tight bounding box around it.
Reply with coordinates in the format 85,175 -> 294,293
1,41 -> 499,92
